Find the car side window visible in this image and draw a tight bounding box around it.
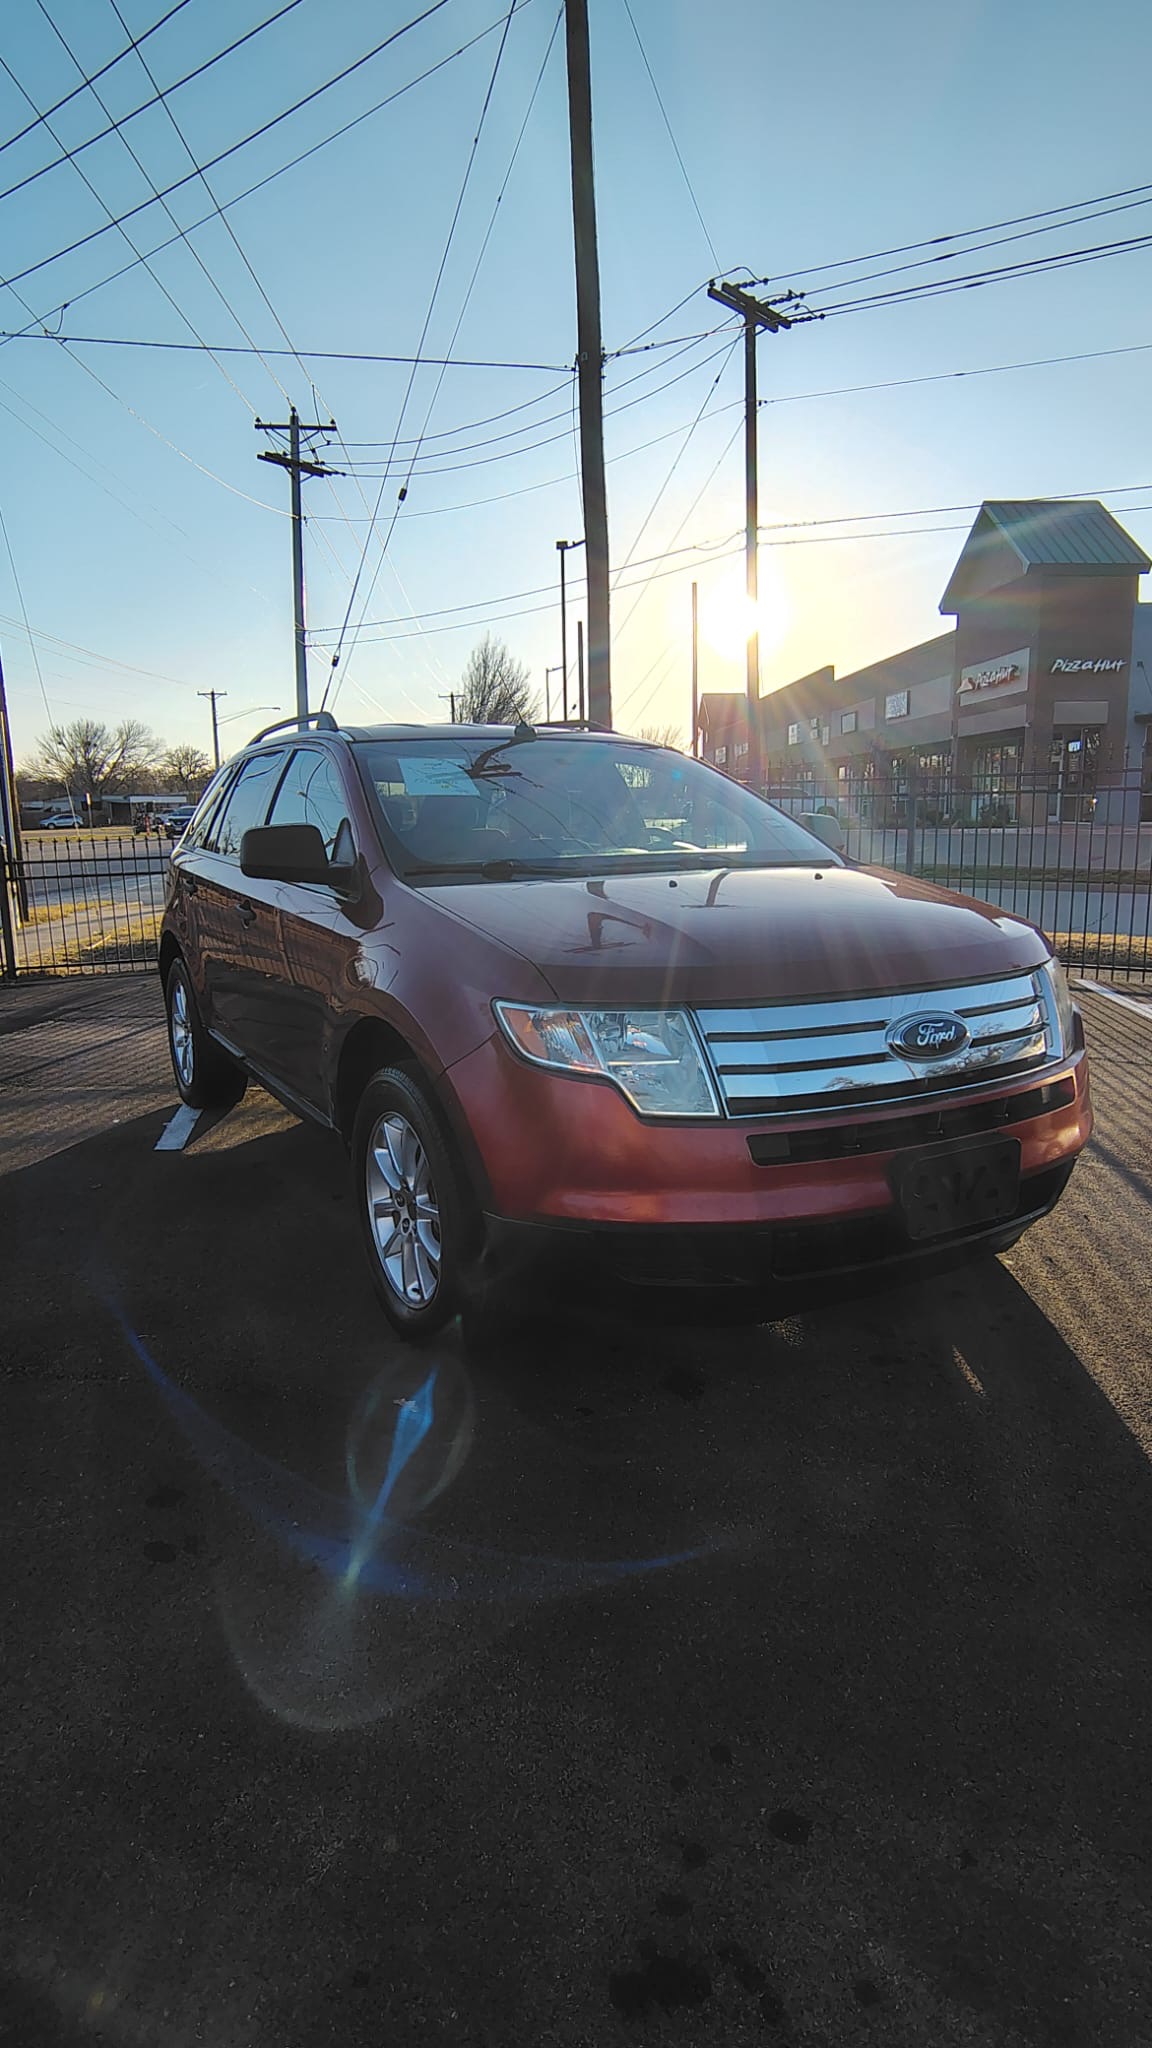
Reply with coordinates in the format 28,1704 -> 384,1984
209,751 -> 289,859
267,748 -> 354,863
183,768 -> 235,852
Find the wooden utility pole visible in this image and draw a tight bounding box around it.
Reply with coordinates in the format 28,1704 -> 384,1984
564,0 -> 611,729
198,689 -> 227,770
577,618 -> 586,723
256,408 -> 339,727
0,644 -> 27,929
707,281 -> 795,789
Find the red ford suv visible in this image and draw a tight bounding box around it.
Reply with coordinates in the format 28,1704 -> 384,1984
159,715 -> 1091,1336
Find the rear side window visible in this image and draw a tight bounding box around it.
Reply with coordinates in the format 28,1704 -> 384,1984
267,748 -> 354,861
209,751 -> 288,859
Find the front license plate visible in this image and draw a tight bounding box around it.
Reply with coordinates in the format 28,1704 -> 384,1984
891,1136 -> 1021,1242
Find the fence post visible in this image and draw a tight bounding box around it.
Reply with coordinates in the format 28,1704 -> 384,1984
0,841 -> 17,981
904,765 -> 919,875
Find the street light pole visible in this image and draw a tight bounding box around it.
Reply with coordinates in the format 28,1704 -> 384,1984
544,665 -> 564,723
556,537 -> 584,718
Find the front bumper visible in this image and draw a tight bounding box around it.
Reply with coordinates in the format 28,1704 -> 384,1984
480,1154 -> 1075,1315
446,1031 -> 1092,1232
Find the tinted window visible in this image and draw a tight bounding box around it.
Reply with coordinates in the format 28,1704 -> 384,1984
210,751 -> 288,859
358,737 -> 840,877
267,748 -> 353,861
182,767 -> 233,852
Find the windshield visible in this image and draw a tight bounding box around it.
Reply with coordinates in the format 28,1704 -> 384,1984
358,736 -> 837,878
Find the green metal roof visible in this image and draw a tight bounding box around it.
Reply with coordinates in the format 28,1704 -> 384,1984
941,498 -> 1150,610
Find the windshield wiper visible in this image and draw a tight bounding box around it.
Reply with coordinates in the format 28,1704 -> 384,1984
400,856 -> 581,879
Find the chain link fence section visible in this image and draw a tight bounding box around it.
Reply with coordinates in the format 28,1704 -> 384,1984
1,830 -> 171,978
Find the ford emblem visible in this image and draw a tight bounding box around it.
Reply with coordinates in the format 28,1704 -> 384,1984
888,1012 -> 971,1061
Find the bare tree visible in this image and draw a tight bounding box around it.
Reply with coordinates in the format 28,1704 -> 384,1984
31,718 -> 160,805
160,742 -> 213,795
636,722 -> 686,750
457,635 -> 536,725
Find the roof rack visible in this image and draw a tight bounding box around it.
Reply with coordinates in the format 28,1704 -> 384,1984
536,718 -> 615,734
249,709 -> 339,743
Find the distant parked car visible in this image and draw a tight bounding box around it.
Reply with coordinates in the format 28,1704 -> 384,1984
162,809 -> 195,841
37,811 -> 79,829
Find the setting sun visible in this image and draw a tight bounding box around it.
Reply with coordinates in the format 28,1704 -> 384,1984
697,561 -> 791,664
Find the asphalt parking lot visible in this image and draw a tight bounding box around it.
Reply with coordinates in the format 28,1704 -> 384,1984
2,975 -> 1152,2047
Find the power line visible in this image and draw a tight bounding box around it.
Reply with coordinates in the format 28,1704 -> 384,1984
0,497 -> 60,735
0,42 -> 259,415
0,0 -> 306,208
0,0 -> 192,159
813,227 -> 1152,318
798,190 -> 1152,302
0,0 -> 459,294
759,338 -> 1152,410
619,0 -> 720,273
305,477 -> 1152,641
0,3 -> 537,354
326,1 -> 523,705
0,332 -> 570,373
613,412 -> 745,657
102,0 -> 296,406
610,342 -> 740,591
342,338 -> 737,477
752,175 -> 1152,285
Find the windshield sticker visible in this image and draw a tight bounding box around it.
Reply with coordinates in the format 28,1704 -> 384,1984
398,757 -> 477,797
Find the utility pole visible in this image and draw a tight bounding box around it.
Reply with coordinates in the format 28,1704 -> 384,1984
0,642 -> 24,967
0,645 -> 27,925
198,689 -> 227,770
577,619 -> 585,724
256,408 -> 339,727
544,664 -> 564,723
564,0 -> 611,729
707,280 -> 795,790
438,692 -> 459,723
691,581 -> 699,757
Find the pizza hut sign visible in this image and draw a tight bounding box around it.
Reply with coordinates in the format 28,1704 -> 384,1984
957,647 -> 1030,704
1051,657 -> 1126,674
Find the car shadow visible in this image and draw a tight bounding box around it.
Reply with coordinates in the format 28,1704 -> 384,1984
2,1099 -> 1152,2044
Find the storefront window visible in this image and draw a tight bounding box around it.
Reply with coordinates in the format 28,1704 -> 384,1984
959,741 -> 1022,826
1047,728 -> 1100,823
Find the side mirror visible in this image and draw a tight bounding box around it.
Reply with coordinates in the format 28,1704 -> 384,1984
798,810 -> 847,855
240,823 -> 352,888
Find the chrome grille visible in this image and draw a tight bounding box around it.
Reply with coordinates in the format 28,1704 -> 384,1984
694,971 -> 1055,1117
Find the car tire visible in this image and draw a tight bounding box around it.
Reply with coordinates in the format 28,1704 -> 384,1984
353,1067 -> 479,1339
165,956 -> 245,1110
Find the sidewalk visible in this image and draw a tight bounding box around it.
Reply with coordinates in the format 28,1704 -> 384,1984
0,973 -> 174,1175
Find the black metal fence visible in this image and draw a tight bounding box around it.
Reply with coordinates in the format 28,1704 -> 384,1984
765,767 -> 1152,981
4,782 -> 1152,981
1,832 -> 170,978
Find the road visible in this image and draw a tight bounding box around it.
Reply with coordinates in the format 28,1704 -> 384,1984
1,977 -> 1151,2044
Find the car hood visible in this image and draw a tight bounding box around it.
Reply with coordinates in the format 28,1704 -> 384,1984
419,863 -> 1051,1006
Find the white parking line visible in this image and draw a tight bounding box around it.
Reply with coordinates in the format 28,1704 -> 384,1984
155,1104 -> 201,1152
1073,977 -> 1152,1020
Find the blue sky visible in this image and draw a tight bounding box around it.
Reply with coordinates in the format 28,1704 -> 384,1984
1,0 -> 1150,765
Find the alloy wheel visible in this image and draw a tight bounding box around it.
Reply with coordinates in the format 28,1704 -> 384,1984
170,977 -> 194,1088
365,1111 -> 442,1308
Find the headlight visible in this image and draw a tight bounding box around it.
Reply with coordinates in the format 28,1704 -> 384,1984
493,1002 -> 721,1117
1036,955 -> 1077,1057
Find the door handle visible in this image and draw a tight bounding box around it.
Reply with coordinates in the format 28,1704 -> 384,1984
237,898 -> 258,927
